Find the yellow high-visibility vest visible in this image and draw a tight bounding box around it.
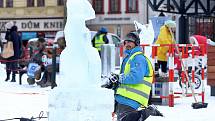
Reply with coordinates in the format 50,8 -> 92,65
94,34 -> 105,51
116,52 -> 154,107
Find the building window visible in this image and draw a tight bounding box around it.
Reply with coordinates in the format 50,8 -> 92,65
57,0 -> 64,6
126,0 -> 138,13
93,0 -> 104,14
37,0 -> 45,7
27,0 -> 34,7
109,0 -> 121,14
6,0 -> 13,8
0,0 -> 3,8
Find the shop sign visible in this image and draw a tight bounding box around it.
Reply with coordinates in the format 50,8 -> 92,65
0,18 -> 64,31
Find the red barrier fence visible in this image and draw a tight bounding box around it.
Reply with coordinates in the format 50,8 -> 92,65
119,44 -> 207,107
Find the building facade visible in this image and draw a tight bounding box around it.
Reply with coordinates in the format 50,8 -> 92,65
0,0 -> 65,41
87,0 -> 148,39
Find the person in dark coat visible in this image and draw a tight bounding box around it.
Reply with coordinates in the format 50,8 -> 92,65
4,25 -> 22,82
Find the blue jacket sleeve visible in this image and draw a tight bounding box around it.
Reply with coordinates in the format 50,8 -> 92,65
121,55 -> 149,84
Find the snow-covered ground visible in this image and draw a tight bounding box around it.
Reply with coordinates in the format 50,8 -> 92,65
148,87 -> 215,121
0,64 -> 49,121
0,63 -> 215,121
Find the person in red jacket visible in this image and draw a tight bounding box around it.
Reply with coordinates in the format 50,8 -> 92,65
189,35 -> 215,55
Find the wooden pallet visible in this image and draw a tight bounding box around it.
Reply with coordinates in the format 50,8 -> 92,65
207,45 -> 215,96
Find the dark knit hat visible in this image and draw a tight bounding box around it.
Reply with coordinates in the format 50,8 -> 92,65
124,31 -> 140,46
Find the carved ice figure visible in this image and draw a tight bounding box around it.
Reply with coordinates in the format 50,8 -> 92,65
134,20 -> 155,62
48,0 -> 113,121
59,0 -> 100,88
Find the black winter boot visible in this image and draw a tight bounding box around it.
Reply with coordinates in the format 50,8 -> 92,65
36,71 -> 47,86
11,73 -> 16,82
27,77 -> 35,85
36,80 -> 45,86
5,72 -> 10,82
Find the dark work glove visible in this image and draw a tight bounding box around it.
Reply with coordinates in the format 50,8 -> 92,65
109,73 -> 119,83
101,73 -> 120,90
101,80 -> 120,90
101,79 -> 114,89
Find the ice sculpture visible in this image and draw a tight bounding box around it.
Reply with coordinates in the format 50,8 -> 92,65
48,0 -> 114,121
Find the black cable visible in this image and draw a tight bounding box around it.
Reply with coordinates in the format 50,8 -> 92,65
0,111 -> 48,121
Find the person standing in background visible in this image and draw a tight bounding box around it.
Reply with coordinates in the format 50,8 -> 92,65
4,21 -> 14,82
4,23 -> 22,82
91,27 -> 109,56
154,20 -> 176,77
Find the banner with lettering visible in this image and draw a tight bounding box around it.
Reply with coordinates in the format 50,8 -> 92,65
0,18 -> 64,32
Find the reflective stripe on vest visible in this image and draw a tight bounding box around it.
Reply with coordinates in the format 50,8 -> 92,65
95,34 -> 105,51
116,52 -> 154,107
